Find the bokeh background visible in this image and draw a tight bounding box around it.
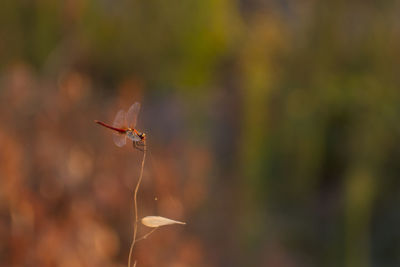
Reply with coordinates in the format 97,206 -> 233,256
1,1 -> 400,266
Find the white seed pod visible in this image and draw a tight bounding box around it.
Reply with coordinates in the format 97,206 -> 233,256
141,216 -> 186,228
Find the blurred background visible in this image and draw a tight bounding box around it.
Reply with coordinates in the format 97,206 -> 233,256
1,0 -> 400,266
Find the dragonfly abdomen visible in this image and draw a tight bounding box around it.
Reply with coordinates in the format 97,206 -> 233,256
95,120 -> 126,134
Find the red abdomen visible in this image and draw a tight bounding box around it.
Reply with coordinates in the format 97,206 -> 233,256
95,120 -> 126,134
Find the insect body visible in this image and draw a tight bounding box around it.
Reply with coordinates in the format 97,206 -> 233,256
95,102 -> 146,151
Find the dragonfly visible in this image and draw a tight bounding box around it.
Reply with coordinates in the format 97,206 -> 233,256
95,102 -> 146,151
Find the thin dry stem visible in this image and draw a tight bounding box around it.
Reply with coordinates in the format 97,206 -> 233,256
136,227 -> 158,242
128,149 -> 147,267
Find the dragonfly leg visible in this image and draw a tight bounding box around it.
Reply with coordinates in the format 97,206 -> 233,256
133,141 -> 147,152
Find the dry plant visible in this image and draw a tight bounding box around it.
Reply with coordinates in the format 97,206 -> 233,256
95,102 -> 186,267
128,150 -> 186,267
127,148 -> 146,267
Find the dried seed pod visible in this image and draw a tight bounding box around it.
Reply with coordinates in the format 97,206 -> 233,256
141,216 -> 186,228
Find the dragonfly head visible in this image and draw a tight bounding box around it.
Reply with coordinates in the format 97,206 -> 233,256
139,132 -> 146,140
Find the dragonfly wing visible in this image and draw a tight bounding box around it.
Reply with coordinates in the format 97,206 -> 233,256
113,133 -> 127,147
112,109 -> 127,147
126,102 -> 141,128
113,109 -> 126,128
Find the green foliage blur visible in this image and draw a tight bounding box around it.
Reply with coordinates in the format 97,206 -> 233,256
1,1 -> 400,266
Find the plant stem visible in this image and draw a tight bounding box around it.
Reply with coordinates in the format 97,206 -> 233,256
136,227 -> 158,242
128,149 -> 147,267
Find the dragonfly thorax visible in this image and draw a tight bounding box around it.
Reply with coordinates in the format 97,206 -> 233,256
126,129 -> 145,142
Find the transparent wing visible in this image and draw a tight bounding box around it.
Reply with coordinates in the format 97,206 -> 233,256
113,109 -> 126,128
112,109 -> 127,147
113,133 -> 126,147
126,102 -> 141,128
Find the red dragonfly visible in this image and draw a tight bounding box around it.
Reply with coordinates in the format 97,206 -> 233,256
95,102 -> 146,151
